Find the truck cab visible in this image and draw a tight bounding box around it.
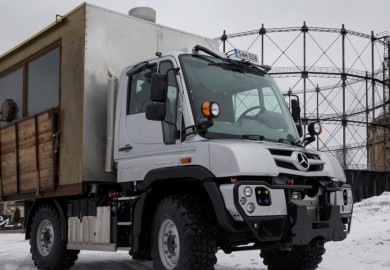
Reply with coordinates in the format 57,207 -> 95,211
112,45 -> 353,269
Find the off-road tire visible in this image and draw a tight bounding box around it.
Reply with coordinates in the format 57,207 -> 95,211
260,243 -> 325,270
151,196 -> 217,270
30,204 -> 80,269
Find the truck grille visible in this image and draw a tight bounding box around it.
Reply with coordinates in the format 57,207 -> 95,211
268,148 -> 324,172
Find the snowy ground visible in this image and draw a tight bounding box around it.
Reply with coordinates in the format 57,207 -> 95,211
0,192 -> 389,270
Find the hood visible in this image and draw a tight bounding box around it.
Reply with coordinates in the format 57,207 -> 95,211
208,139 -> 346,181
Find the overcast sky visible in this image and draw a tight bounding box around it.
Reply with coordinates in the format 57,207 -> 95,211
0,0 -> 389,56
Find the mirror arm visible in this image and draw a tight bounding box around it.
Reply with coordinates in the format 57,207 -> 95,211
183,120 -> 214,138
302,135 -> 316,147
165,67 -> 180,78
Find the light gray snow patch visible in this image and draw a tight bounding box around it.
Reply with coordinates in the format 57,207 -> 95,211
0,192 -> 389,269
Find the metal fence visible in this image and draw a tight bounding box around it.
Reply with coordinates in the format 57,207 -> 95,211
217,24 -> 390,171
345,169 -> 389,202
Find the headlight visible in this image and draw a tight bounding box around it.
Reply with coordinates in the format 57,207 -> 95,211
244,187 -> 253,197
246,203 -> 255,213
201,101 -> 220,118
255,187 -> 272,206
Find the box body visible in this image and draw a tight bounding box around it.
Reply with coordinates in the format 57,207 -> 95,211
0,3 -> 218,200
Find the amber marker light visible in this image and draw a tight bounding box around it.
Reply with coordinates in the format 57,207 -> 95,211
201,101 -> 211,117
201,101 -> 220,118
181,157 -> 192,164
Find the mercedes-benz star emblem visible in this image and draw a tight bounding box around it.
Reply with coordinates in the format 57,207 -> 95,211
297,152 -> 310,171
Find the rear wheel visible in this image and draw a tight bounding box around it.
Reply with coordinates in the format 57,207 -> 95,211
151,196 -> 217,270
260,243 -> 325,270
30,204 -> 79,269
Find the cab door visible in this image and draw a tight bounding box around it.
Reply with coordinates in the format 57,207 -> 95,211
116,57 -> 182,182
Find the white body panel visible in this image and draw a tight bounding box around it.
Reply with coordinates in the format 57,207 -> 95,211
83,4 -> 218,181
208,140 -> 346,181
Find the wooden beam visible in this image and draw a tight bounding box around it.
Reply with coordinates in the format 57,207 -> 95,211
35,114 -> 41,196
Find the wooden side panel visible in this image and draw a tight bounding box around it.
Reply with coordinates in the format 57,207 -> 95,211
18,118 -> 36,194
0,126 -> 17,196
0,109 -> 57,198
38,112 -> 56,191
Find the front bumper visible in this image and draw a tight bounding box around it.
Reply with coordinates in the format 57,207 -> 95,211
220,181 -> 352,244
289,204 -> 349,244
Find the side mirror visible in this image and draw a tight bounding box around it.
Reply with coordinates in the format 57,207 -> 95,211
291,99 -> 300,123
146,103 -> 166,121
296,124 -> 303,137
150,73 -> 167,102
147,73 -> 168,121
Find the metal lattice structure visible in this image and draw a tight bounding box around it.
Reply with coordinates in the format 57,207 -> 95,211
217,24 -> 390,171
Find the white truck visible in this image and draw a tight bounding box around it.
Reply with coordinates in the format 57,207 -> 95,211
0,3 -> 353,270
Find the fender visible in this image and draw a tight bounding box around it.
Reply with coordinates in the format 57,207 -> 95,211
203,181 -> 243,232
141,165 -> 214,189
133,166 -> 215,254
132,166 -> 241,254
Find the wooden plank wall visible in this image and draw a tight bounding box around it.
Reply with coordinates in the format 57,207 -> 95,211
0,109 -> 57,198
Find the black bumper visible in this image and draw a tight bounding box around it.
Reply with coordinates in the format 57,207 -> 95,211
236,203 -> 351,245
232,181 -> 352,245
288,204 -> 350,245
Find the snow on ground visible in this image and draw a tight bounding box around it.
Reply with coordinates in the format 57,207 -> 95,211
0,192 -> 389,270
319,192 -> 390,270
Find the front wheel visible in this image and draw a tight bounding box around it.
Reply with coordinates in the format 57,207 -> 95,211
260,243 -> 325,270
151,196 -> 217,270
30,204 -> 79,269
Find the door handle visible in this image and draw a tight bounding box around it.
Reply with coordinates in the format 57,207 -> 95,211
119,145 -> 132,152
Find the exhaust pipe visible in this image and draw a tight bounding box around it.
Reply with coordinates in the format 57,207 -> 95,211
105,68 -> 118,172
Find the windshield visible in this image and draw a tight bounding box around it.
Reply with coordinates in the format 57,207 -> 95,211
179,55 -> 300,143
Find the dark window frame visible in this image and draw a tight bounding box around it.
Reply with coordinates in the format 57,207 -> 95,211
0,67 -> 23,126
159,60 -> 180,145
0,40 -> 62,118
27,47 -> 61,115
125,60 -> 180,145
126,64 -> 158,115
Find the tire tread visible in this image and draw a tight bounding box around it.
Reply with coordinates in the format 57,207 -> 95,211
152,196 -> 217,270
30,204 -> 79,270
260,243 -> 325,270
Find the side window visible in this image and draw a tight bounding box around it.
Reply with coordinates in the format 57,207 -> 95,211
127,65 -> 157,114
27,47 -> 60,116
159,61 -> 178,144
232,89 -> 260,121
0,46 -> 60,126
0,68 -> 23,127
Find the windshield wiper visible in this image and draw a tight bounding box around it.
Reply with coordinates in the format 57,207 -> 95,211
278,138 -> 294,145
243,134 -> 265,141
278,138 -> 302,146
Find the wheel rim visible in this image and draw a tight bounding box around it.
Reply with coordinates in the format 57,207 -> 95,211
36,219 -> 54,256
158,219 -> 180,269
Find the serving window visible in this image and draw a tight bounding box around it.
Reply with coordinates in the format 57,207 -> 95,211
0,44 -> 60,126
